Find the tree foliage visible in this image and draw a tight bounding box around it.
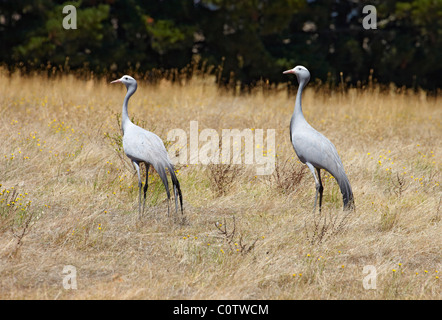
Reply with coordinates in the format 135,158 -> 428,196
0,0 -> 440,89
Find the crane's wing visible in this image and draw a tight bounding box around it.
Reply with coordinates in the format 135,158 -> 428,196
293,126 -> 345,175
123,123 -> 171,168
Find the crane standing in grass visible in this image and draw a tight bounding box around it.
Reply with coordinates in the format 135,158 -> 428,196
111,75 -> 183,218
283,66 -> 355,212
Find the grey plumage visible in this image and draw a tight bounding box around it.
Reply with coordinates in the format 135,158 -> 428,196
111,75 -> 183,217
283,66 -> 355,211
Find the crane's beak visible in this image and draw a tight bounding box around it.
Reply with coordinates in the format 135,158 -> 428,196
110,79 -> 122,84
283,69 -> 295,74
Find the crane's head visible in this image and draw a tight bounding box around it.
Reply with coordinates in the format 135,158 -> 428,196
111,75 -> 137,91
283,65 -> 310,84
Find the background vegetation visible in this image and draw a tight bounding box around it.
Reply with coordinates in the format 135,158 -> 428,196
1,0 -> 441,90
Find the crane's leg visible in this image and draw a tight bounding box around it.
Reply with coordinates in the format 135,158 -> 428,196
173,183 -> 178,215
316,168 -> 324,213
156,166 -> 171,217
132,161 -> 142,219
306,163 -> 321,213
142,163 -> 150,214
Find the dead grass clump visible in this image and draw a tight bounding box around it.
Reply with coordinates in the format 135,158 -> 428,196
207,163 -> 244,196
214,216 -> 258,255
270,157 -> 306,194
0,187 -> 40,256
304,209 -> 353,245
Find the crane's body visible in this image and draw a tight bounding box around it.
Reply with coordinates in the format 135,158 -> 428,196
122,122 -> 169,168
290,116 -> 346,181
111,75 -> 183,217
284,66 -> 354,211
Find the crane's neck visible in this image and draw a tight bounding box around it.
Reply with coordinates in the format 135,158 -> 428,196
292,79 -> 307,123
122,85 -> 137,132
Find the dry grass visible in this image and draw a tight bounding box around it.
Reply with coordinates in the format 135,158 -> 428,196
0,69 -> 440,299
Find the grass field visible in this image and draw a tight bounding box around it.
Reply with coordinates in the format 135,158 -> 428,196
0,69 -> 440,299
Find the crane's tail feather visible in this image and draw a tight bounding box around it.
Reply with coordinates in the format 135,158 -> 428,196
167,163 -> 184,215
156,166 -> 170,200
337,173 -> 355,211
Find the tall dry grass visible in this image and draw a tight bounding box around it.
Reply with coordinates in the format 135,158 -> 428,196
0,68 -> 440,299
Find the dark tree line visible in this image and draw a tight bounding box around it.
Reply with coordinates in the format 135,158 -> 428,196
1,0 -> 441,90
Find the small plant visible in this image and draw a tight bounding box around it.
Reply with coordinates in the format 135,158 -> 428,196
0,187 -> 38,255
11,207 -> 37,253
270,157 -> 306,194
214,216 -> 258,255
304,208 -> 352,245
391,172 -> 409,198
207,163 -> 243,196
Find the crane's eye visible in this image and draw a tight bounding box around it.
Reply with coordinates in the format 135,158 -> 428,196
124,77 -> 128,80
